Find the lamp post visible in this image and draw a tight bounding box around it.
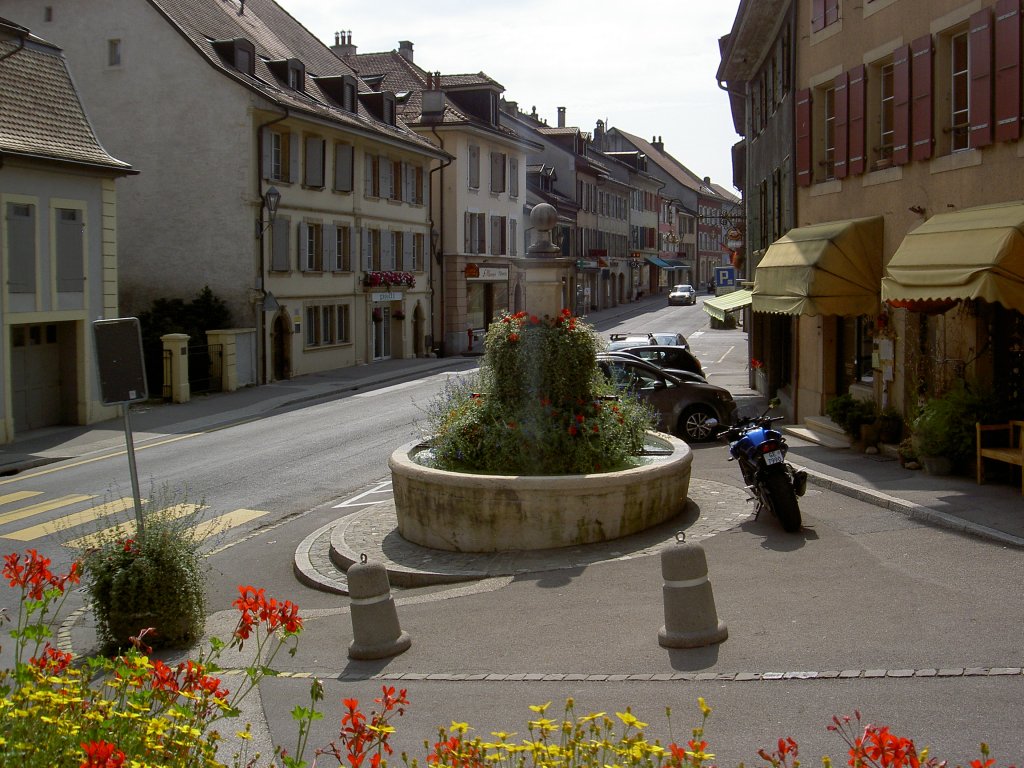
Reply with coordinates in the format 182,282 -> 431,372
630,256 -> 642,301
257,185 -> 281,384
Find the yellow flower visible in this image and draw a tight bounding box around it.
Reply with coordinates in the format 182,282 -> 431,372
450,721 -> 470,735
698,697 -> 712,717
490,731 -> 516,742
529,701 -> 552,714
615,711 -> 648,729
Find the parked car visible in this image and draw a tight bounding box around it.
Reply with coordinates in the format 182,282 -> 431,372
596,353 -> 736,442
668,284 -> 697,305
608,331 -> 690,351
611,344 -> 705,378
601,351 -> 707,384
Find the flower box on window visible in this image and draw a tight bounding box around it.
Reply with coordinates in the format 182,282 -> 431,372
392,309 -> 406,320
363,271 -> 415,289
372,307 -> 384,322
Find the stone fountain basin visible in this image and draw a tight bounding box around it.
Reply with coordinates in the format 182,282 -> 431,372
388,432 -> 693,552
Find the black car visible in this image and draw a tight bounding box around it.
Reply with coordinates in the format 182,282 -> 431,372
610,344 -> 705,379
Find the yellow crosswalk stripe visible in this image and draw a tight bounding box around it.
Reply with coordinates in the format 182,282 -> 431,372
63,503 -> 203,550
0,494 -> 94,527
2,497 -> 143,542
0,491 -> 43,506
191,508 -> 268,541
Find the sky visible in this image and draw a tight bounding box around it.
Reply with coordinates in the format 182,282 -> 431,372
281,0 -> 744,195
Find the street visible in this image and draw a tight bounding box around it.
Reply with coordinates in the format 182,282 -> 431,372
2,297 -> 1023,763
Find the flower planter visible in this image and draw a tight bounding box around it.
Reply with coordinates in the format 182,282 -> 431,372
921,456 -> 953,476
389,432 -> 693,552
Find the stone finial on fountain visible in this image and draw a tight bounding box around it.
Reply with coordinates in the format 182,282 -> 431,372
527,203 -> 561,257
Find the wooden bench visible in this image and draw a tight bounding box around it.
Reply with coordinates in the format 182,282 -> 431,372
976,421 -> 1024,495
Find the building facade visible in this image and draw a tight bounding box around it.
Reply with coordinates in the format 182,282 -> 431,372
0,19 -> 134,441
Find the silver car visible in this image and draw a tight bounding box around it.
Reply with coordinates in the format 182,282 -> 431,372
668,284 -> 697,305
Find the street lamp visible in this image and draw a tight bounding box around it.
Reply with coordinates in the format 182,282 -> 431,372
256,186 -> 281,237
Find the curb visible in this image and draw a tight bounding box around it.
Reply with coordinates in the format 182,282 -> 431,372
803,469 -> 1024,549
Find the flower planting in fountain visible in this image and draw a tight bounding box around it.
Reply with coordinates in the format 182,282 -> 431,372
424,309 -> 655,475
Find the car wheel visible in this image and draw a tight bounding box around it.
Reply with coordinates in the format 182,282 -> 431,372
678,405 -> 718,442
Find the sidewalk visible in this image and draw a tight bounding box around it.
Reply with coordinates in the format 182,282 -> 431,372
1,292 -> 1021,549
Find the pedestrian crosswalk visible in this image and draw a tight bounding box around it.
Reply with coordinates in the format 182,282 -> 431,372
0,490 -> 270,549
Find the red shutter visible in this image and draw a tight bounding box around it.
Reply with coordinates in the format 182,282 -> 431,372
969,7 -> 994,148
848,65 -> 866,175
811,0 -> 825,32
994,0 -> 1022,142
911,34 -> 934,161
795,88 -> 813,186
893,44 -> 911,165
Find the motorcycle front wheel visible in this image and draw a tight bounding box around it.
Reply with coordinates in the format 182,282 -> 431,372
763,470 -> 802,533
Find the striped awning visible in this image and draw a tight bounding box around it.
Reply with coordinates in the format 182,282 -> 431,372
703,289 -> 753,322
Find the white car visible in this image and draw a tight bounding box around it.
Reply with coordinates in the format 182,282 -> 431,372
668,284 -> 697,306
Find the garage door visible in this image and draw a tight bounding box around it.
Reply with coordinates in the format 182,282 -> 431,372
11,323 -> 63,433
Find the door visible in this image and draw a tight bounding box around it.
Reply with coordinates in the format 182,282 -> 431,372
10,324 -> 63,432
373,307 -> 391,360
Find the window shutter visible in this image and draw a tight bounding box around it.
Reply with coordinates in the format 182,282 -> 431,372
298,222 -> 309,271
362,227 -> 371,271
334,144 -> 353,192
490,216 -> 500,255
893,44 -> 912,165
910,34 -> 934,161
326,224 -> 338,270
55,209 -> 84,292
509,157 -> 519,197
490,152 -> 505,193
260,127 -> 272,180
994,0 -> 1021,142
795,88 -> 812,186
288,131 -> 300,183
350,226 -> 357,270
304,137 -> 325,187
477,214 -> 487,254
6,203 -> 35,293
271,216 -> 290,271
380,158 -> 390,199
464,212 -> 472,253
468,145 -> 480,188
969,7 -> 994,148
364,153 -> 374,196
833,71 -> 849,179
848,65 -> 866,175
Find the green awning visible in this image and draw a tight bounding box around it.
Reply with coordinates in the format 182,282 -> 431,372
703,289 -> 753,322
645,256 -> 673,269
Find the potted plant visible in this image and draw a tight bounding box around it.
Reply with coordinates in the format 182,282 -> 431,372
78,488 -> 208,652
877,407 -> 904,444
910,383 -> 1002,475
824,393 -> 877,439
372,307 -> 384,323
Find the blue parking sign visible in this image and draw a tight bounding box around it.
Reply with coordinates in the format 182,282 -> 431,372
715,266 -> 736,287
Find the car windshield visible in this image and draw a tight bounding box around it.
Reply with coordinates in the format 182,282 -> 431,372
674,285 -> 693,292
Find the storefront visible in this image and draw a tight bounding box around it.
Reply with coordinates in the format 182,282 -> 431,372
465,263 -> 510,349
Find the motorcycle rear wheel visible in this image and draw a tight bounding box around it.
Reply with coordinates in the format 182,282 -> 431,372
764,470 -> 802,532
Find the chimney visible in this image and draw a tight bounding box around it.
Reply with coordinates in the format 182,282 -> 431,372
652,135 -> 664,152
398,40 -> 413,62
557,106 -> 566,127
331,30 -> 357,57
704,176 -> 711,184
422,70 -> 444,117
594,119 -> 605,150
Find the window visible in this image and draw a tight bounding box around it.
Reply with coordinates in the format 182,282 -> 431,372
509,218 -> 518,257
305,304 -> 347,347
287,61 -> 305,92
951,29 -> 970,151
468,145 -> 480,189
878,61 -> 895,161
271,216 -> 290,271
412,232 -> 425,270
819,85 -> 837,180
364,153 -> 380,197
811,0 -> 840,32
388,231 -> 401,270
300,222 -> 323,271
107,39 -> 121,67
6,202 -> 35,294
333,143 -> 353,192
362,227 -> 381,270
55,208 -> 84,292
332,225 -> 353,271
390,160 -> 403,201
269,130 -> 292,182
490,151 -> 506,193
465,212 -> 486,254
343,79 -> 357,113
303,136 -> 325,188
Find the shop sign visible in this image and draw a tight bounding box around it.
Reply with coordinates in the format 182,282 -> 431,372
371,291 -> 403,302
467,266 -> 509,281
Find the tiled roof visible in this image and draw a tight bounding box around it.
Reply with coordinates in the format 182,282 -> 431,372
0,34 -> 132,172
439,72 -> 502,89
610,128 -> 717,197
148,0 -> 439,154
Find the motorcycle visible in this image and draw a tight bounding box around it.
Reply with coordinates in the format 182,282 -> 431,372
715,400 -> 808,533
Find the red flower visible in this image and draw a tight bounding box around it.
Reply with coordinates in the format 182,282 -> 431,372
80,740 -> 125,768
508,333 -> 519,343
30,644 -> 73,674
750,358 -> 764,369
568,425 -> 578,436
575,413 -> 585,423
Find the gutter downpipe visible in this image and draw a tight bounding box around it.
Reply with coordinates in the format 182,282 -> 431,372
429,124 -> 452,356
255,106 -> 289,385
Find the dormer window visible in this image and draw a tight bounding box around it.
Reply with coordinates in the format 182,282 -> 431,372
267,57 -> 306,92
211,37 -> 256,77
312,74 -> 358,113
358,91 -> 398,126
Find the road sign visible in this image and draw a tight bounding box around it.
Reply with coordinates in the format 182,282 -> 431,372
715,265 -> 737,288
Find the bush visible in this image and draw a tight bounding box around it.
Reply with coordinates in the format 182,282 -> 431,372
423,309 -> 656,475
78,488 -> 208,651
824,393 -> 877,437
911,383 -> 1005,463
